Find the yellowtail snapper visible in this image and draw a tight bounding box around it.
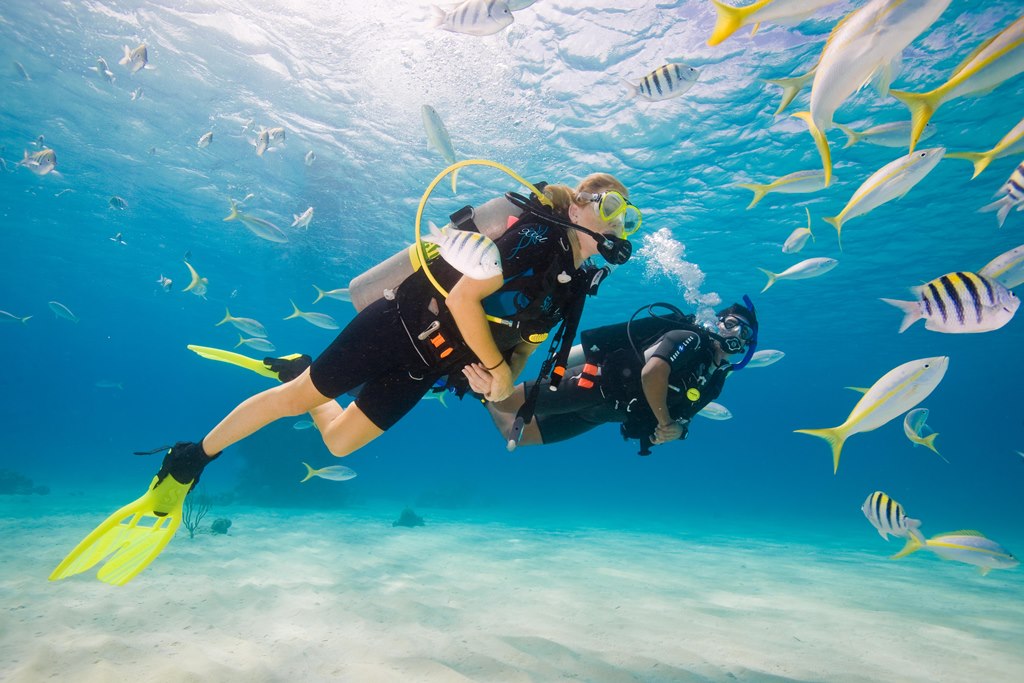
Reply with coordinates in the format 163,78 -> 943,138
892,530 -> 1019,575
300,463 -> 356,483
881,271 -> 1019,334
48,301 -> 79,323
979,243 -> 1024,289
224,199 -> 288,243
216,307 -> 268,338
284,300 -> 339,330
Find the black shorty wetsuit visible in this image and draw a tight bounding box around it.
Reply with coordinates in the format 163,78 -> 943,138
526,328 -> 728,444
309,216 -> 591,431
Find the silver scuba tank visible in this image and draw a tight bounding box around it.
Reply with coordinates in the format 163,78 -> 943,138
347,196 -> 523,312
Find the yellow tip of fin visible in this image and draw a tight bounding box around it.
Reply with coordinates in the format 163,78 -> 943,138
822,215 -> 843,250
794,426 -> 846,474
756,267 -> 776,293
890,534 -> 924,560
944,151 -> 990,179
889,89 -> 939,153
707,0 -> 763,47
733,183 -> 767,209
792,111 -> 832,187
300,462 -> 315,483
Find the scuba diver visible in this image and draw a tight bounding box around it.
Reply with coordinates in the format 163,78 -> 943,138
478,300 -> 758,455
50,169 -> 641,585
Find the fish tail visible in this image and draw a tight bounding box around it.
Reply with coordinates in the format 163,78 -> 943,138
890,533 -> 924,560
20,315 -> 31,325
224,199 -> 240,222
234,334 -> 246,349
707,0 -> 763,47
920,432 -> 946,461
284,299 -> 302,320
762,74 -> 811,116
889,89 -> 939,153
804,207 -> 814,239
822,215 -> 843,249
300,462 -> 316,483
750,22 -> 760,37
792,111 -> 832,187
906,518 -> 925,544
979,197 -> 1013,228
450,167 -> 459,195
836,123 -> 860,149
423,220 -> 444,245
793,426 -> 847,475
733,183 -> 768,209
312,285 -> 326,303
216,307 -> 232,327
944,150 -> 992,179
756,267 -> 777,293
118,44 -> 131,66
429,5 -> 446,29
879,298 -> 922,333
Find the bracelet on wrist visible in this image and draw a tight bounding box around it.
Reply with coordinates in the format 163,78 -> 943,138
484,358 -> 506,371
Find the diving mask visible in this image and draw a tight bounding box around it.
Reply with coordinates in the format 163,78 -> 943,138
578,190 -> 642,237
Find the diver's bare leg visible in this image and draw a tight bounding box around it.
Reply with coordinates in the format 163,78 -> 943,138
485,384 -> 544,446
314,402 -> 384,457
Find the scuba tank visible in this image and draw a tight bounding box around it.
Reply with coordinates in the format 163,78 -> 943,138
348,195 -> 525,312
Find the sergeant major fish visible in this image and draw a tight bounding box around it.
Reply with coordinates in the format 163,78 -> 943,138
300,463 -> 356,483
795,356 -> 949,474
979,160 -> 1024,228
284,300 -> 339,330
255,129 -> 270,156
861,491 -> 923,542
19,148 -> 57,176
119,43 -> 148,74
629,61 -> 700,102
424,221 -> 501,280
431,0 -> 514,37
109,196 -> 128,210
216,307 -> 268,338
881,271 -> 1019,334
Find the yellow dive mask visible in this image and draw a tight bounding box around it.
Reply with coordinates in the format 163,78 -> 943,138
578,190 -> 642,237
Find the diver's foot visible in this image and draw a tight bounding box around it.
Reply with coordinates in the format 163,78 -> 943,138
263,354 -> 312,382
155,441 -> 219,493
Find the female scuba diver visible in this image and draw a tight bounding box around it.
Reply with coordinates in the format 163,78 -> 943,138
477,300 -> 758,456
166,173 -> 639,481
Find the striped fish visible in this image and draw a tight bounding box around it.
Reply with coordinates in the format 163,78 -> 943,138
861,491 -> 923,542
892,530 -> 1019,575
979,161 -> 1024,228
630,61 -> 700,102
424,221 -> 501,280
881,271 -> 1019,334
430,0 -> 513,37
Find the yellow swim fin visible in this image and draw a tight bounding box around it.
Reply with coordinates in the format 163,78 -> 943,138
186,344 -> 305,381
49,474 -> 193,586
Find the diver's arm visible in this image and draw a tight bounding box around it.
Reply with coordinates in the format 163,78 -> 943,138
507,341 -> 539,380
641,357 -> 684,445
446,274 -> 514,401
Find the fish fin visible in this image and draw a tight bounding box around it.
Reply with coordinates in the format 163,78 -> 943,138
451,167 -> 459,195
822,215 -> 843,250
793,426 -> 846,474
182,261 -> 200,292
234,334 -> 246,349
756,267 -> 777,293
423,220 -> 444,245
835,123 -> 860,149
283,299 -> 302,320
707,0 -> 770,47
920,432 -> 947,462
216,307 -> 232,327
844,386 -> 869,394
979,197 -> 1012,227
224,199 -> 240,222
762,71 -> 814,117
429,5 -> 447,29
20,315 -> 31,325
300,463 -> 316,483
979,566 -> 991,577
879,298 -> 922,333
890,534 -> 923,560
733,182 -> 769,210
889,89 -> 939,153
944,150 -> 991,179
804,207 -> 814,239
750,22 -> 760,37
906,519 -> 925,543
792,111 -> 832,187
876,528 -> 889,541
312,285 -> 326,303
118,45 -> 131,66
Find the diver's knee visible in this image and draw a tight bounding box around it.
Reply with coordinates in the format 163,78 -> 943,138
272,379 -> 327,417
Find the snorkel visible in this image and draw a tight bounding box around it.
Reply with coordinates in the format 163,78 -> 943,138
729,294 -> 758,371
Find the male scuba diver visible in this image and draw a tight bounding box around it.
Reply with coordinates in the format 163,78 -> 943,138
480,299 -> 758,455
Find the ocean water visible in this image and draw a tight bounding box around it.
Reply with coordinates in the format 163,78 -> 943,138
2,1 -> 1024,680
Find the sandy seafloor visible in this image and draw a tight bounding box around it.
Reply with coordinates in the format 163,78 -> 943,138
2,493 -> 1022,683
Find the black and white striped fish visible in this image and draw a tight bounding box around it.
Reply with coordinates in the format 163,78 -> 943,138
430,0 -> 514,37
629,61 -> 700,102
861,491 -> 923,542
424,221 -> 501,280
881,271 -> 1019,333
980,160 -> 1024,227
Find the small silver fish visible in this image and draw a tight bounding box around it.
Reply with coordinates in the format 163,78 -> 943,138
223,200 -> 288,243
861,491 -> 923,542
89,57 -> 115,83
242,118 -> 254,133
300,462 -> 356,482
197,131 -> 213,148
630,61 -> 700,102
14,61 -> 30,81
746,349 -> 785,368
48,300 -> 79,323
423,221 -> 501,280
312,285 -> 350,303
130,87 -> 143,101
696,402 -> 732,420
431,0 -> 514,37
235,334 -> 276,353
758,257 -> 838,292
291,206 -> 314,229
304,150 -> 316,166
216,307 -> 268,338
293,420 -> 316,431
156,274 -> 172,292
782,208 -> 814,254
110,232 -> 126,245
109,196 -> 128,210
903,408 -> 946,461
422,105 -> 459,193
119,43 -> 148,74
0,310 -> 32,324
881,271 -> 1019,334
284,300 -> 339,330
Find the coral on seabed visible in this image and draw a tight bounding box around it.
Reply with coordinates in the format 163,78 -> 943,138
211,518 -> 232,534
393,507 -> 425,528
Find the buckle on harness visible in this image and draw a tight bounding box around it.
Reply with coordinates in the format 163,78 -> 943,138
615,398 -> 639,413
450,205 -> 479,233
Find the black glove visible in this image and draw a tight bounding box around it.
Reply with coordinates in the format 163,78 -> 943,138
263,354 -> 312,382
154,441 -> 219,491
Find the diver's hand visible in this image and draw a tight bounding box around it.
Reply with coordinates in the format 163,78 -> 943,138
462,363 -> 494,395
485,362 -> 514,402
652,421 -> 684,446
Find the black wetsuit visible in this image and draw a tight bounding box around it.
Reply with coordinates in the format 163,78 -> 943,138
310,216 -> 595,430
526,327 -> 729,446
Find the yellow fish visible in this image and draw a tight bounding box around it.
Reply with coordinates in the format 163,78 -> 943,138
183,261 -> 208,298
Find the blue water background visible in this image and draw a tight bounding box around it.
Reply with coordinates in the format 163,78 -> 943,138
1,0 -> 1022,552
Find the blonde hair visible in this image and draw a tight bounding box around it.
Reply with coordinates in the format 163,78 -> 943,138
541,173 -> 629,216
